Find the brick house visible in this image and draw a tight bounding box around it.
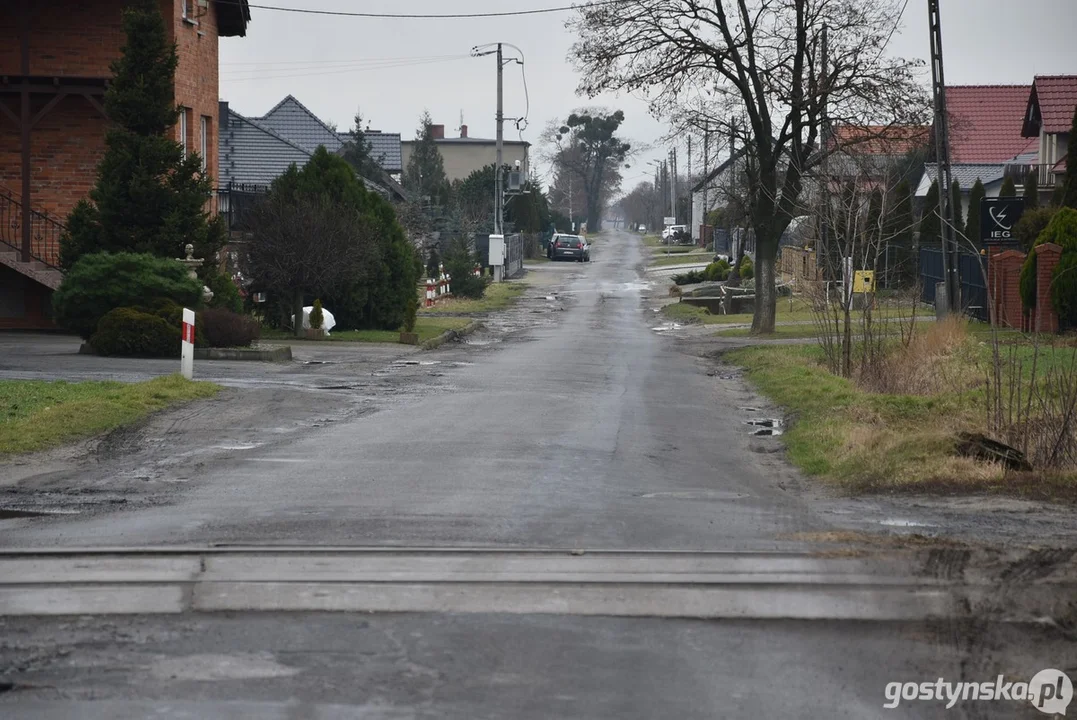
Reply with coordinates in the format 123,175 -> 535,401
0,0 -> 250,329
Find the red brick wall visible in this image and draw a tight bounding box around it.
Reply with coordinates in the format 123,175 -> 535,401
170,0 -> 221,207
987,249 -> 1026,330
0,0 -> 222,224
1034,243 -> 1063,334
0,1 -> 126,77
0,95 -> 107,224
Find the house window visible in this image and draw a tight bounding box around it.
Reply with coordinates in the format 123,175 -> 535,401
200,116 -> 209,172
179,108 -> 189,159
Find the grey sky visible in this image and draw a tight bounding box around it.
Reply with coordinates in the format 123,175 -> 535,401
219,0 -> 1077,193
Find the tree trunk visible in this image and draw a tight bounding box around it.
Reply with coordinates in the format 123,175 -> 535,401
751,251 -> 777,333
293,288 -> 305,339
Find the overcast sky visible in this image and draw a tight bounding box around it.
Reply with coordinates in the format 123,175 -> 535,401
219,0 -> 1077,193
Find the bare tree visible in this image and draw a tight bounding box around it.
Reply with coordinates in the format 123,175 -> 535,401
571,0 -> 927,333
248,195 -> 375,337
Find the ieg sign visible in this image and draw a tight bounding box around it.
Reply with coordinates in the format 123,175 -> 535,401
981,196 -> 1026,246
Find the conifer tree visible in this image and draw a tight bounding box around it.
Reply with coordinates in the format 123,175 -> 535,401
59,0 -> 224,270
965,178 -> 985,246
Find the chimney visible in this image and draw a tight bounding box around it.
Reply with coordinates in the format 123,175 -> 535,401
431,124 -> 445,140
460,125 -> 468,139
219,101 -> 230,129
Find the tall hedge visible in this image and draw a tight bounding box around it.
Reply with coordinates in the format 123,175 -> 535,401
1019,208 -> 1077,323
52,252 -> 202,338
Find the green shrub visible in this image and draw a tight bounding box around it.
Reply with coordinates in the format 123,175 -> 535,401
444,236 -> 485,299
200,308 -> 260,347
1020,207 -> 1077,309
403,294 -> 418,333
309,299 -> 324,330
205,272 -> 243,313
1014,206 -> 1057,252
704,259 -> 731,282
740,256 -> 755,281
673,270 -> 706,285
1050,252 -> 1077,329
53,253 -> 201,339
89,307 -> 180,357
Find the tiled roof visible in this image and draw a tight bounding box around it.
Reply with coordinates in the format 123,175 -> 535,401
256,95 -> 344,155
945,86 -> 1037,164
218,110 -> 312,187
916,163 -> 1007,197
1023,75 -> 1077,136
830,125 -> 930,155
336,130 -> 403,174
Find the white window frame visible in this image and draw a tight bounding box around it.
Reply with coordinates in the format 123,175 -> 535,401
179,109 -> 188,159
200,116 -> 208,172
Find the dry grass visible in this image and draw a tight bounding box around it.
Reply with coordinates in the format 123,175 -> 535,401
856,317 -> 977,396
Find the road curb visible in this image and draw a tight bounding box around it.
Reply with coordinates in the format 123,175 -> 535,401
422,320 -> 483,350
194,346 -> 292,362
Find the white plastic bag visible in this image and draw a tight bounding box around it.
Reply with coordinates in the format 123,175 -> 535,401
292,306 -> 337,334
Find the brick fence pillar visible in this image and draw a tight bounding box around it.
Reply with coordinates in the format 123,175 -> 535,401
1034,243 -> 1063,334
988,249 -> 1026,329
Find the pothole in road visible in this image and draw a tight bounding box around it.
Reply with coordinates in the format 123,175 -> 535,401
880,518 -> 938,528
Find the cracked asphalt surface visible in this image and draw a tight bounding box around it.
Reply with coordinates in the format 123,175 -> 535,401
1,231 -> 1075,718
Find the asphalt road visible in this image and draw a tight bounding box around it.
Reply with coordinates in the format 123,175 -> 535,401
0,232 -> 825,550
1,231 -> 1073,718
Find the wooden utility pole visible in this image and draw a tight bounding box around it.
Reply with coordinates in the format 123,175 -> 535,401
928,0 -> 961,314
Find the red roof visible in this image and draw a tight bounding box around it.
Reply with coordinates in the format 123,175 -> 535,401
830,125 -> 930,155
1023,75 -> 1077,136
945,85 -> 1036,163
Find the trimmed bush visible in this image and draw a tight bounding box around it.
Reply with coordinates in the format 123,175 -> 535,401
673,270 -> 706,285
704,259 -> 731,282
1014,206 -> 1057,252
403,294 -> 418,333
1050,252 -> 1077,329
740,256 -> 755,281
200,308 -> 260,348
309,299 -> 324,330
89,307 -> 180,357
53,252 -> 201,339
1020,207 -> 1077,309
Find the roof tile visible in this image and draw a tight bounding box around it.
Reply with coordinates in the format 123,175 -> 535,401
1029,75 -> 1077,135
945,85 -> 1036,164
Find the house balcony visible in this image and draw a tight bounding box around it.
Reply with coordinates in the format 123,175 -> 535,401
1002,163 -> 1061,189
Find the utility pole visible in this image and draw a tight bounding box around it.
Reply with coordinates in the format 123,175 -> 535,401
702,131 -> 710,247
728,119 -> 736,261
670,148 -> 677,221
568,172 -> 573,232
495,42 -> 504,236
928,0 -> 960,314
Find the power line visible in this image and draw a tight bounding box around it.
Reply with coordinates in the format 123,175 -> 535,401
216,0 -> 627,20
221,55 -> 472,82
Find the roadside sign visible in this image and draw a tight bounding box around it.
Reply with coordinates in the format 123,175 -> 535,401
981,196 -> 1025,246
663,216 -> 676,226
853,270 -> 875,294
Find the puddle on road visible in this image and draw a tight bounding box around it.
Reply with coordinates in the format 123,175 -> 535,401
393,360 -> 442,366
302,360 -> 333,365
651,323 -> 683,332
880,518 -> 937,528
746,418 -> 784,437
637,491 -> 750,500
463,337 -> 502,346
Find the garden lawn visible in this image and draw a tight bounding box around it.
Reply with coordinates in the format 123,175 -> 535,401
650,254 -> 711,268
0,375 -> 219,456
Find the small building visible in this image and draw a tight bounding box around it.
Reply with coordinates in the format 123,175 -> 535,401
400,123 -> 529,183
1017,75 -> 1076,187
0,0 -> 250,329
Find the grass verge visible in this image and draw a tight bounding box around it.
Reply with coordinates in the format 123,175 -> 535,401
0,375 -> 220,456
726,335 -> 1077,500
419,281 -> 527,314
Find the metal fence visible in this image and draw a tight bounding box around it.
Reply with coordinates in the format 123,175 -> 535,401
217,183 -> 269,232
0,186 -> 64,269
919,247 -> 989,321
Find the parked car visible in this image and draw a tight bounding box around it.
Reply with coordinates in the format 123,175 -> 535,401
550,234 -> 589,262
662,225 -> 688,241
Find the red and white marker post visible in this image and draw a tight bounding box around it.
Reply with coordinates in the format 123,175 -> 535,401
180,308 -> 195,379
